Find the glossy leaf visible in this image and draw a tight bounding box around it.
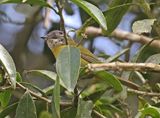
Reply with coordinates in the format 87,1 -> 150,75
95,71 -> 123,92
71,0 -> 107,31
0,44 -> 16,89
51,77 -> 60,118
0,90 -> 12,107
104,0 -> 132,33
132,19 -> 156,34
0,102 -> 18,118
56,46 -> 80,92
75,99 -> 93,118
15,91 -> 37,118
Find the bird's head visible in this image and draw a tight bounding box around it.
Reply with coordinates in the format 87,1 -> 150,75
41,30 -> 66,49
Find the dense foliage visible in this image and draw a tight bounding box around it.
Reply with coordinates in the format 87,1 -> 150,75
0,0 -> 160,118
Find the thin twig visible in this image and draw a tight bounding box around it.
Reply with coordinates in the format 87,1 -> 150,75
93,110 -> 107,118
55,0 -> 68,44
16,82 -> 72,107
16,82 -> 51,103
128,89 -> 160,97
88,62 -> 160,72
0,86 -> 12,92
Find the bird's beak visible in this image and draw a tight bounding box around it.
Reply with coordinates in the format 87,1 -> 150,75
41,36 -> 47,41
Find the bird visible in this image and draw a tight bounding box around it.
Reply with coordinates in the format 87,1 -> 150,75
42,30 -> 100,66
42,30 -> 140,90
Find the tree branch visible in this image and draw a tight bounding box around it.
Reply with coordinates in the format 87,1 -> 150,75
88,62 -> 160,72
16,82 -> 51,103
84,26 -> 160,48
128,89 -> 160,97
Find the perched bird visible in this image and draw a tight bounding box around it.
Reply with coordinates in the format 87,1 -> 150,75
42,30 -> 99,66
42,30 -> 139,90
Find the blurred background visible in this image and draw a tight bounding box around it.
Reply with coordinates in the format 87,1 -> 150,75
0,0 -> 159,81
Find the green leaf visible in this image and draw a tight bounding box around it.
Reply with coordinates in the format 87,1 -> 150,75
132,19 -> 156,34
20,82 -> 47,97
51,77 -> 60,118
61,107 -> 77,118
15,91 -> 37,118
56,46 -> 80,92
16,72 -> 22,82
105,48 -> 129,63
0,44 -> 16,89
24,70 -> 57,81
104,0 -> 132,33
0,90 -> 12,107
42,85 -> 54,95
0,102 -> 18,118
75,99 -> 93,118
145,53 -> 160,64
140,105 -> 160,118
0,0 -> 52,8
95,71 -> 123,92
24,70 -> 66,88
39,111 -> 52,118
70,0 -> 107,31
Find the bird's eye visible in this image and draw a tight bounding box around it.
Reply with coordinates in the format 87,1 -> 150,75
59,31 -> 63,35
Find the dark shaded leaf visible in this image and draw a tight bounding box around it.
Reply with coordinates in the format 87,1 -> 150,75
104,0 -> 132,33
0,102 -> 18,118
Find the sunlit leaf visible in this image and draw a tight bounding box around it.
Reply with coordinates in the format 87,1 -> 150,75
56,46 -> 80,92
15,91 -> 37,118
0,90 -> 12,107
71,0 -> 107,31
16,72 -> 22,82
0,44 -> 16,89
132,19 -> 156,34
